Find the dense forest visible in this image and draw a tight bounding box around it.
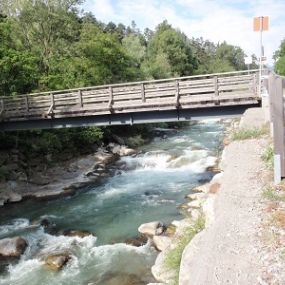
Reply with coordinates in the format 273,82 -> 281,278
0,0 -> 259,177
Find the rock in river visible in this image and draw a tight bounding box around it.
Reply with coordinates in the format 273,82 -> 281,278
44,254 -> 70,271
125,234 -> 148,247
138,221 -> 166,237
63,230 -> 94,238
0,237 -> 28,258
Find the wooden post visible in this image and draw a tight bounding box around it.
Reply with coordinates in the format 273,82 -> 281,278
78,90 -> 83,108
175,80 -> 180,108
25,95 -> 29,113
214,76 -> 219,104
141,83 -> 145,102
47,92 -> 54,117
269,73 -> 285,183
0,99 -> 4,117
253,73 -> 258,96
108,86 -> 113,110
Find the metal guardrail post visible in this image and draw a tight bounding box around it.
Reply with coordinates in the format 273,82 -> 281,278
269,73 -> 285,184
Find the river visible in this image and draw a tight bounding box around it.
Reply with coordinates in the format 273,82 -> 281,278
0,119 -> 225,285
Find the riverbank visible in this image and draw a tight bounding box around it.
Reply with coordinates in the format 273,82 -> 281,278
175,107 -> 285,284
0,144 -> 136,207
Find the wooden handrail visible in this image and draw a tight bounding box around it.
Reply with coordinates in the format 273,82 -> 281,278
0,69 -> 259,99
0,70 -> 260,123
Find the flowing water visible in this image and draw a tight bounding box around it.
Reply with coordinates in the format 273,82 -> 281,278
0,120 -> 225,285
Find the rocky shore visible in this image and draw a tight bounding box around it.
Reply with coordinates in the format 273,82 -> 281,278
0,144 -> 136,207
142,108 -> 274,285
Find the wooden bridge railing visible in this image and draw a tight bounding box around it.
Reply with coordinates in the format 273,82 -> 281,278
0,70 -> 259,122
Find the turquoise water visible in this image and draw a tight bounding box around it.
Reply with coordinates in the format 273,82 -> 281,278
0,119 -> 224,285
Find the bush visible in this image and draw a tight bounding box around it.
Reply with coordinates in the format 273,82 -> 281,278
126,135 -> 145,148
164,216 -> 205,284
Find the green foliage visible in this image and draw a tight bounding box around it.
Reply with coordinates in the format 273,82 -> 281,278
143,21 -> 197,79
126,135 -> 145,148
263,187 -> 285,202
164,216 -> 205,284
231,126 -> 268,141
274,39 -> 285,76
191,38 -> 247,74
261,145 -> 274,170
0,127 -> 103,158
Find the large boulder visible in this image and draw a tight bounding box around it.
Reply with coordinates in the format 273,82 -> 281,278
153,236 -> 171,252
108,144 -> 136,156
138,221 -> 165,237
44,254 -> 70,271
0,237 -> 27,258
8,192 -> 22,203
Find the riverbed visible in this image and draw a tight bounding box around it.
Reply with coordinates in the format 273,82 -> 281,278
0,120 -> 225,285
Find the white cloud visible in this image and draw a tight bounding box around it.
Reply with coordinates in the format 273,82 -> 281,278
82,0 -> 285,65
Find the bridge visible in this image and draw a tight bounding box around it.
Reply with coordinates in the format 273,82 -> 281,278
0,70 -> 260,131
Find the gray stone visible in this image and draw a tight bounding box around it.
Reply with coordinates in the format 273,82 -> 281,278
153,236 -> 171,251
138,221 -> 165,237
8,192 -> 22,203
0,237 -> 28,258
44,254 -> 70,271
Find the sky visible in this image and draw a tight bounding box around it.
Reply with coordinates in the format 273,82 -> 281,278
81,0 -> 285,66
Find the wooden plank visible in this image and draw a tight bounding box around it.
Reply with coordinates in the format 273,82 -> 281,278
218,84 -> 251,91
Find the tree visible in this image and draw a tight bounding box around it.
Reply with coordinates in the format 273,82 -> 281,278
122,34 -> 146,65
143,21 -> 197,79
10,0 -> 82,89
216,42 -> 246,70
274,39 -> 285,76
0,15 -> 39,95
47,23 -> 139,89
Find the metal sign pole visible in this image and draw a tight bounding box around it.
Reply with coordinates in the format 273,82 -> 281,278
259,26 -> 263,96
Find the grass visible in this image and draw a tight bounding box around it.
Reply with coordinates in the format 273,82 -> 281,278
164,216 -> 205,284
263,186 -> 285,202
231,125 -> 269,141
261,144 -> 274,170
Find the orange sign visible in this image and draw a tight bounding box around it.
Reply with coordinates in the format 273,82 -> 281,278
253,16 -> 269,31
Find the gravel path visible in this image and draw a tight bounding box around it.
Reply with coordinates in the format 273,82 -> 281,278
180,138 -> 266,285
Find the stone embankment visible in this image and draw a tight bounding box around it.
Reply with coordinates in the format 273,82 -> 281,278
141,107 -> 278,285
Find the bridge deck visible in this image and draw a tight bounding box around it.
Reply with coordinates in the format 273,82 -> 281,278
0,70 -> 260,130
